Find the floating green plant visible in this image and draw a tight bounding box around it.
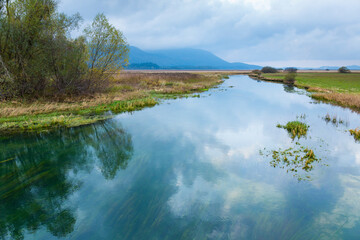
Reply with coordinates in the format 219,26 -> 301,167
350,128 -> 360,142
277,121 -> 309,140
260,144 -> 326,181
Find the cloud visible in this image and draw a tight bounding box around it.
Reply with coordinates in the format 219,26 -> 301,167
58,0 -> 360,65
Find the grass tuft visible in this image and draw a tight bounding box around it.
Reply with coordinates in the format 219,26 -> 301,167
277,121 -> 309,140
350,128 -> 360,142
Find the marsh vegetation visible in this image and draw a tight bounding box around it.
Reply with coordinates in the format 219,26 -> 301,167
260,144 -> 325,181
0,72 -> 224,133
261,72 -> 360,112
350,128 -> 360,141
277,121 -> 309,140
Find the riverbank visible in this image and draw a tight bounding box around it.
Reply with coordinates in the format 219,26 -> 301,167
250,72 -> 360,113
0,71 -> 234,134
2,70 -> 360,134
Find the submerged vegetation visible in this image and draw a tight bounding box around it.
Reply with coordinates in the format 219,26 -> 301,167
350,128 -> 360,142
323,113 -> 347,127
260,144 -> 325,181
277,121 -> 309,140
0,121 -> 134,239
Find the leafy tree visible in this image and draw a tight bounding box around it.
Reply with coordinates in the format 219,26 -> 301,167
261,66 -> 278,73
284,72 -> 296,84
338,66 -> 351,73
84,13 -> 129,92
0,0 -> 86,98
284,67 -> 297,73
0,2 -> 129,99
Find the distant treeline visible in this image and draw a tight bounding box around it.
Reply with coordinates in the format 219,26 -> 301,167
0,0 -> 129,99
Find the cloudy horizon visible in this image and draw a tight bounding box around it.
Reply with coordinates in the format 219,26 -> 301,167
59,0 -> 360,68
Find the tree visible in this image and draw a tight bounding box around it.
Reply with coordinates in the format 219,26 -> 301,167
284,67 -> 297,73
338,66 -> 351,73
84,13 -> 129,91
0,0 -> 87,98
284,72 -> 296,84
261,66 -> 278,73
0,2 -> 129,99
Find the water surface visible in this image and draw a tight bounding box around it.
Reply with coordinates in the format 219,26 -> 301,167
1,75 -> 360,239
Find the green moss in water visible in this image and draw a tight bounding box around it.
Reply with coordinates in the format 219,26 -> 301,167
260,144 -> 326,181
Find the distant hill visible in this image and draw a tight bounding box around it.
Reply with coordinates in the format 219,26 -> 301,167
127,46 -> 261,70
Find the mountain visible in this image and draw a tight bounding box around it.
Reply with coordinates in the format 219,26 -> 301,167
127,46 -> 261,70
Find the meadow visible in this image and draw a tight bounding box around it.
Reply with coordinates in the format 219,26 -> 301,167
261,71 -> 360,112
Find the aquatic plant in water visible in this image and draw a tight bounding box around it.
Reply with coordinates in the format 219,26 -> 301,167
323,113 -> 347,127
350,128 -> 360,142
277,121 -> 309,140
260,144 -> 326,181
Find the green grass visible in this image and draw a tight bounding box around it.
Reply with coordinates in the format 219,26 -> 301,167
0,98 -> 158,134
262,72 -> 360,93
277,121 -> 309,140
350,128 -> 360,142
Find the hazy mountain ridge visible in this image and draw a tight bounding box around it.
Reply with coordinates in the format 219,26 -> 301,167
128,46 -> 261,70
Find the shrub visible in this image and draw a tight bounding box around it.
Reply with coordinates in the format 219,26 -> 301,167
251,70 -> 261,76
261,66 -> 278,73
338,66 -> 351,73
284,72 -> 297,84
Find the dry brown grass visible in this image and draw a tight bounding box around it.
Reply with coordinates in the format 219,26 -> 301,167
0,71 -> 224,118
312,92 -> 360,112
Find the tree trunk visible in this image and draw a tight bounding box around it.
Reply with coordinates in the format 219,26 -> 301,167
0,54 -> 13,83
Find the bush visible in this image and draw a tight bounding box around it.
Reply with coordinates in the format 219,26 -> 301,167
284,67 -> 297,73
261,66 -> 278,73
284,72 -> 296,84
251,70 -> 261,76
338,66 -> 351,73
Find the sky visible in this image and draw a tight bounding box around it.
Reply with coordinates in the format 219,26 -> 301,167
59,0 -> 360,68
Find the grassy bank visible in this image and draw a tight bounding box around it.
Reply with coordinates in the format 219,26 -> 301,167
0,71 -> 227,134
256,72 -> 360,112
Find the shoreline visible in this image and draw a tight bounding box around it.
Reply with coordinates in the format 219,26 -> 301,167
1,70 -> 360,135
248,73 -> 360,113
0,72 -> 231,134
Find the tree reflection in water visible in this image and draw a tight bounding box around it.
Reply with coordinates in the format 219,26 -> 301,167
0,120 -> 133,239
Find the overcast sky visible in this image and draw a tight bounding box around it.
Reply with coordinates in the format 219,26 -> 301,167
59,0 -> 360,67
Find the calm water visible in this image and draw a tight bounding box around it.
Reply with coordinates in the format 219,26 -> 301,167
1,75 -> 360,240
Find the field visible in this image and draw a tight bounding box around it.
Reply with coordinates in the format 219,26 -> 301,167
261,71 -> 360,112
262,72 -> 360,93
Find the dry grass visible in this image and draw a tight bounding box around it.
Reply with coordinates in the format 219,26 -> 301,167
0,71 -> 224,118
0,71 -> 226,133
312,92 -> 360,112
